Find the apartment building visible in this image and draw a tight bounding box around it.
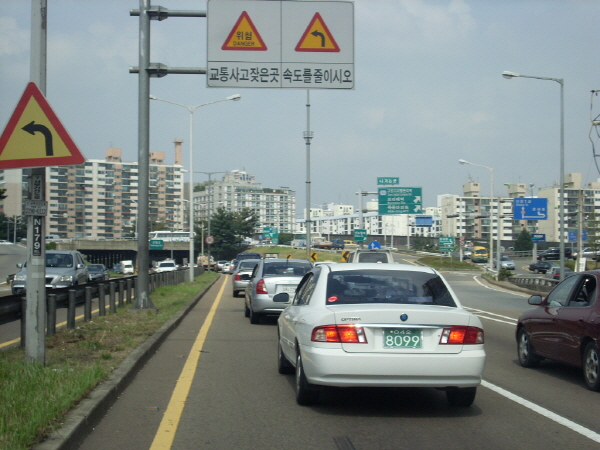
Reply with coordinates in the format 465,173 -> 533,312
192,170 -> 296,234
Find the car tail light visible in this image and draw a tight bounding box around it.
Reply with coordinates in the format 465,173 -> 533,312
256,279 -> 268,294
439,326 -> 484,345
234,273 -> 242,281
311,325 -> 368,343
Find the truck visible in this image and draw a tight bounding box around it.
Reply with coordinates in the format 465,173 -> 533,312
197,254 -> 215,269
120,260 -> 134,275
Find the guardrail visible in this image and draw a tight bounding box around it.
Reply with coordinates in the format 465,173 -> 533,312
508,275 -> 559,293
0,266 -> 204,346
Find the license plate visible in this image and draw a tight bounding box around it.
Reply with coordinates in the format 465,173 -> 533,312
383,328 -> 422,348
280,286 -> 296,294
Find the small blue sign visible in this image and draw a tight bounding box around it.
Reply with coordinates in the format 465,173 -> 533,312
568,230 -> 588,242
368,240 -> 382,249
513,198 -> 548,220
531,233 -> 546,243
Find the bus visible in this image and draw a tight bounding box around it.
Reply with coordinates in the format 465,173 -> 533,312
149,231 -> 195,242
471,246 -> 488,263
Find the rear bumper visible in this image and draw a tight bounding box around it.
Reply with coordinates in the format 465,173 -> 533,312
299,344 -> 485,388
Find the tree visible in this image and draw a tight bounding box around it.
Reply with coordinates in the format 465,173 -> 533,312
278,232 -> 293,245
515,228 -> 533,251
203,207 -> 259,259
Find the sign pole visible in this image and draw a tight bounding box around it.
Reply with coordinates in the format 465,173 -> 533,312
24,0 -> 48,364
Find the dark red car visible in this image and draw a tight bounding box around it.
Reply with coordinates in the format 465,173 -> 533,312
516,270 -> 600,390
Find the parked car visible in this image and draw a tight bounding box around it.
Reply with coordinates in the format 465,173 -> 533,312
12,250 -> 89,295
572,247 -> 600,260
244,258 -> 313,324
537,247 -> 573,261
275,263 -> 486,406
232,259 -> 261,297
88,264 -> 109,281
528,261 -> 558,274
493,254 -> 516,270
517,270 -> 600,390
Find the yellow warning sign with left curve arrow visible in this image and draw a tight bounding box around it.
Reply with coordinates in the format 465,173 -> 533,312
0,82 -> 85,169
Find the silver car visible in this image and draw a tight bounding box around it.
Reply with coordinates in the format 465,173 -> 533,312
232,259 -> 260,297
244,258 -> 313,324
12,250 -> 89,295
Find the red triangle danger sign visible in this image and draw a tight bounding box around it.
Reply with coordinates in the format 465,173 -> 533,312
295,13 -> 340,52
0,82 -> 85,169
222,11 -> 267,51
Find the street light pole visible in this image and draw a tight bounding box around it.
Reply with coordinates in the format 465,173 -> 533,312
459,159 -> 497,272
150,94 -> 240,281
502,71 -> 565,280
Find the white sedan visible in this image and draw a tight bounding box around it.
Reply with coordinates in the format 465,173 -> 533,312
275,263 -> 486,406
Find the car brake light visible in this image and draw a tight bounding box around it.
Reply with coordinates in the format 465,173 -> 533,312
256,279 -> 268,294
440,326 -> 484,345
311,325 -> 367,343
234,273 -> 242,281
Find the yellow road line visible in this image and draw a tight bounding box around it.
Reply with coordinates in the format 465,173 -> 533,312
150,276 -> 227,450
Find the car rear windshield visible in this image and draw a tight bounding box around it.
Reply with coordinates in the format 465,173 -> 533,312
357,252 -> 389,263
262,261 -> 312,277
240,260 -> 259,269
326,270 -> 456,307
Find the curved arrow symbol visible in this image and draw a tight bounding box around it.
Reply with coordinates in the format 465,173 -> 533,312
311,30 -> 326,47
22,121 -> 54,156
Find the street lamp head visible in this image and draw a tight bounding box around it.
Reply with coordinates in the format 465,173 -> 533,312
502,71 -> 520,79
458,159 -> 468,165
226,94 -> 241,101
149,95 -> 158,100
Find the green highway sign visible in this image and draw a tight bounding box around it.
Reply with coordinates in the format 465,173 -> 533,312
377,177 -> 399,186
150,239 -> 164,250
439,236 -> 455,248
354,229 -> 367,241
378,187 -> 423,215
263,227 -> 279,238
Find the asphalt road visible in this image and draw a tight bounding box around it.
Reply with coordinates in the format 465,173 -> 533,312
73,270 -> 600,450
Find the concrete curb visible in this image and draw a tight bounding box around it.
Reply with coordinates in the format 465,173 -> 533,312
32,276 -> 221,450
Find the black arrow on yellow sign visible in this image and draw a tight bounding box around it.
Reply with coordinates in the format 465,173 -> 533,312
22,121 -> 53,156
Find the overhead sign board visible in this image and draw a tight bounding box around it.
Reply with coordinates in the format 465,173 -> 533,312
150,239 -> 164,250
378,187 -> 423,215
513,198 -> 548,221
0,82 -> 85,169
377,177 -> 399,186
207,1 -> 354,89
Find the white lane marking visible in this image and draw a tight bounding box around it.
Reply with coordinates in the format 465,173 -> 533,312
472,275 -> 529,298
464,307 -> 518,325
481,380 -> 600,444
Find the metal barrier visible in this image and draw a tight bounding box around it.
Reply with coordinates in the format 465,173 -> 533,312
508,276 -> 559,293
2,266 -> 205,347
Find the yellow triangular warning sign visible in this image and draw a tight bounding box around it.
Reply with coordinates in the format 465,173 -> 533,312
222,11 -> 267,51
0,82 -> 85,169
295,12 -> 340,52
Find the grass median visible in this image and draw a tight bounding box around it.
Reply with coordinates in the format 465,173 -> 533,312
0,270 -> 219,450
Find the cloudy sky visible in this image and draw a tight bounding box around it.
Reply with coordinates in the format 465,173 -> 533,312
2,0 -> 600,215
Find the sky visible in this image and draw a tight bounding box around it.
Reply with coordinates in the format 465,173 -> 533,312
2,0 -> 600,216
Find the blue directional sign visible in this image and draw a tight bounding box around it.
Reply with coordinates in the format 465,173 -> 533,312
568,230 -> 587,242
513,198 -> 548,220
531,233 -> 546,243
368,240 -> 381,249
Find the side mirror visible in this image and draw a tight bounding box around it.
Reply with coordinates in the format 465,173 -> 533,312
528,295 -> 543,306
77,264 -> 86,269
273,292 -> 290,303
16,263 -> 23,268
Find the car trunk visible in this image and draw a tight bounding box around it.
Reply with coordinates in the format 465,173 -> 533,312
330,304 -> 472,354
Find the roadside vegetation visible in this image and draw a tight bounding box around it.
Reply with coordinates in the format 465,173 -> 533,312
0,271 -> 219,450
417,255 -> 481,271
